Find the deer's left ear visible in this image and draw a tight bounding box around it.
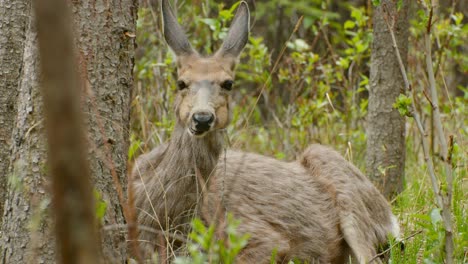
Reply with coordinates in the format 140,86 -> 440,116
216,1 -> 250,59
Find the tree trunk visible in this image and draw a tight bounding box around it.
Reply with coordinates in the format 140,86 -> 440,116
366,0 -> 409,199
0,0 -> 137,262
71,0 -> 137,261
0,9 -> 54,262
0,0 -> 30,226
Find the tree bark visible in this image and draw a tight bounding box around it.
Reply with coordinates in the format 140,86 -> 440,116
0,0 -> 30,226
0,0 -> 137,262
366,0 -> 409,199
70,0 -> 137,261
0,9 -> 54,262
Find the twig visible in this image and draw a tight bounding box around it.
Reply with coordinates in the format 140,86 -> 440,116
447,135 -> 454,166
422,89 -> 434,108
368,230 -> 423,263
423,6 -> 454,263
103,224 -> 187,242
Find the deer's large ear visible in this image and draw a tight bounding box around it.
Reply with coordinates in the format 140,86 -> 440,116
216,1 -> 250,59
161,0 -> 195,56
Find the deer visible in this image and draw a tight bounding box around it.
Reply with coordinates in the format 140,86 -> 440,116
132,0 -> 401,263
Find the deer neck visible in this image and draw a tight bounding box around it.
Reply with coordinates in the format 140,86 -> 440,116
163,122 -> 224,178
151,124 -> 223,227
149,122 -> 224,227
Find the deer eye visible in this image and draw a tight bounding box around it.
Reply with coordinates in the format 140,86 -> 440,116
177,80 -> 188,90
221,80 -> 234,91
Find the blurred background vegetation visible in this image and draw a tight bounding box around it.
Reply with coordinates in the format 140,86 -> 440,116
130,0 -> 467,262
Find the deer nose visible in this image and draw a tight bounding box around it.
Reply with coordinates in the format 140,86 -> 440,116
192,112 -> 214,131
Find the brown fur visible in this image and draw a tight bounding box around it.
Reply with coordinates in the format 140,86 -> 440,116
132,1 -> 399,263
299,145 -> 398,263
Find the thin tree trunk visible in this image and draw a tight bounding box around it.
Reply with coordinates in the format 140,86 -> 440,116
0,0 -> 30,225
366,0 -> 410,199
34,0 -> 100,262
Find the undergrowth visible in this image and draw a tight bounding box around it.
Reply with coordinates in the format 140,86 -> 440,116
131,1 -> 467,263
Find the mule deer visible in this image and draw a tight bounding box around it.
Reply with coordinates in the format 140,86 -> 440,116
132,1 -> 400,263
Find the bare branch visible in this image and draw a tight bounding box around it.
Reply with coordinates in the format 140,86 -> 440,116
423,10 -> 453,195
423,6 -> 454,262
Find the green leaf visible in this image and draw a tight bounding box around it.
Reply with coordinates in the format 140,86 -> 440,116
128,136 -> 141,160
430,208 -> 442,226
344,20 -> 355,30
337,57 -> 350,68
200,18 -> 220,31
275,152 -> 286,160
94,190 -> 107,223
219,9 -> 234,21
393,94 -> 412,117
372,0 -> 381,6
397,0 -> 403,10
270,248 -> 278,264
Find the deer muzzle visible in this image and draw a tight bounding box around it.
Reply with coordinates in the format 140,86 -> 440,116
188,82 -> 216,136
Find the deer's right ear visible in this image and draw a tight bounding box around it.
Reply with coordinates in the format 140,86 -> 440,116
161,0 -> 194,56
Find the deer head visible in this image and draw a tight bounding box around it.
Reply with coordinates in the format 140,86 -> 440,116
161,0 -> 250,137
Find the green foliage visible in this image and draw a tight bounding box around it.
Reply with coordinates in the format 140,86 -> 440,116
393,94 -> 412,117
93,189 -> 107,224
174,214 -> 249,264
128,133 -> 142,160
391,165 -> 467,263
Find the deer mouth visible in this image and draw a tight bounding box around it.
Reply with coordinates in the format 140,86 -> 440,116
188,127 -> 209,137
